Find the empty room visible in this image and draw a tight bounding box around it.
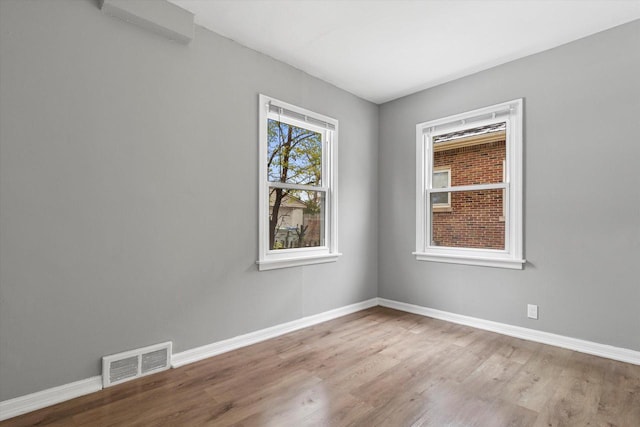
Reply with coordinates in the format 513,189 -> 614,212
1,0 -> 639,425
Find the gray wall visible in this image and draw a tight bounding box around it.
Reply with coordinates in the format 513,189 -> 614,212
378,20 -> 640,352
0,0 -> 378,400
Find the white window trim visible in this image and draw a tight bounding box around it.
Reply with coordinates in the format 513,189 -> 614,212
257,94 -> 340,271
414,99 -> 525,269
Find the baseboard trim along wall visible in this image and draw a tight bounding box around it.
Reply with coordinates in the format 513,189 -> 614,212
3,296 -> 639,421
0,297 -> 378,420
378,298 -> 640,366
171,298 -> 380,368
0,376 -> 102,421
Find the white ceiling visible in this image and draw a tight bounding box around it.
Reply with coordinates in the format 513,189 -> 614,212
169,0 -> 640,104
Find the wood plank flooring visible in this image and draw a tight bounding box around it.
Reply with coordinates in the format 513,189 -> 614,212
2,307 -> 639,426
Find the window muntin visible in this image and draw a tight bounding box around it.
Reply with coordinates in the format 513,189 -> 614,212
258,95 -> 340,270
415,99 -> 524,269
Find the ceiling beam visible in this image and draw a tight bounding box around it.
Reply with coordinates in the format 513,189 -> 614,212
100,0 -> 194,44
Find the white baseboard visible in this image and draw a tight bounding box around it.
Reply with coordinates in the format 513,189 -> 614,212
0,298 -> 378,421
3,296 -> 638,421
0,376 -> 102,421
378,298 -> 640,366
171,298 -> 379,368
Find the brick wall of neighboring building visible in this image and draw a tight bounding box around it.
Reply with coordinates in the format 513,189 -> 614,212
433,140 -> 506,249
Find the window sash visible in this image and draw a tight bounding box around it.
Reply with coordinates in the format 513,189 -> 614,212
267,186 -> 329,254
425,165 -> 510,253
266,114 -> 328,189
426,119 -> 511,188
427,187 -> 510,253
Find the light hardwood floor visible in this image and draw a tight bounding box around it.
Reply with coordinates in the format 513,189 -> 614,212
2,307 -> 639,426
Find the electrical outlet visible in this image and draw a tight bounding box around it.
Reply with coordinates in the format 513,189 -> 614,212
527,304 -> 538,320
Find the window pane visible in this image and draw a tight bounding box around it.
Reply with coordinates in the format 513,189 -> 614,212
433,123 -> 506,186
432,171 -> 448,188
432,192 -> 449,205
268,119 -> 322,186
431,189 -> 505,249
269,188 -> 325,250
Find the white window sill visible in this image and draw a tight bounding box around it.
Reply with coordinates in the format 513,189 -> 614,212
413,252 -> 525,270
257,253 -> 342,271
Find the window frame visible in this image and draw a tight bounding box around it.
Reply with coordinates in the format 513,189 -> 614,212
257,94 -> 340,271
414,99 -> 525,269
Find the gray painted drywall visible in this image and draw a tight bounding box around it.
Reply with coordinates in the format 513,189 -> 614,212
0,0 -> 378,400
378,20 -> 640,352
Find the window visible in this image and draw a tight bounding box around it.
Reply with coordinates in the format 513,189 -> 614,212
432,167 -> 451,211
414,99 -> 524,269
257,94 -> 340,270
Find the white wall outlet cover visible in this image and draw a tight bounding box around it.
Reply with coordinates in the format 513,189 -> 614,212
527,304 -> 539,319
